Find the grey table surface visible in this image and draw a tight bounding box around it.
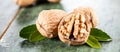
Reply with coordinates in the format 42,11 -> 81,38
0,0 -> 18,34
0,0 -> 120,52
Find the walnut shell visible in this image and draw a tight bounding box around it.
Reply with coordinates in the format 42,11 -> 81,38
73,7 -> 98,27
48,0 -> 60,3
36,9 -> 67,38
58,7 -> 98,45
15,0 -> 36,7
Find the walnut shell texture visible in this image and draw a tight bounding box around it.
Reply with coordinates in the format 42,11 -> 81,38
74,7 -> 98,27
58,7 -> 98,45
36,9 -> 67,38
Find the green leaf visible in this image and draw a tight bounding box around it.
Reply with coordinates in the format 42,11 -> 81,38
86,35 -> 101,48
90,28 -> 112,41
29,30 -> 45,42
20,24 -> 37,39
20,24 -> 45,42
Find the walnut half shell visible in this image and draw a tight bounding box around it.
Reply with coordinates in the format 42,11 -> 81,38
58,7 -> 98,45
36,9 -> 67,38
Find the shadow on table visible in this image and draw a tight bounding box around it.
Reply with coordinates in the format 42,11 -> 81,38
20,36 -> 112,52
20,38 -> 82,52
20,37 -> 102,52
16,3 -> 64,25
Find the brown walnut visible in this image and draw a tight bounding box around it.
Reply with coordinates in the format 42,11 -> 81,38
15,0 -> 61,7
15,0 -> 36,7
58,7 -> 98,45
36,9 -> 67,38
48,0 -> 60,3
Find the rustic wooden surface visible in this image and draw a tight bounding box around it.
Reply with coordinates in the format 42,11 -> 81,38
0,0 -> 120,52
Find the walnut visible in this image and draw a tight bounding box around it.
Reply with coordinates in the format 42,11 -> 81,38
48,0 -> 60,3
73,7 -> 98,27
36,9 -> 67,38
15,0 -> 36,7
15,0 -> 61,7
58,7 -> 98,45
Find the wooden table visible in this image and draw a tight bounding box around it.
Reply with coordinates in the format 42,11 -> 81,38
0,0 -> 120,52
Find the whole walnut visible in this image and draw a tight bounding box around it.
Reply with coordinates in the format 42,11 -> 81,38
15,0 -> 36,7
58,7 -> 98,45
48,0 -> 60,3
15,0 -> 61,7
36,9 -> 67,38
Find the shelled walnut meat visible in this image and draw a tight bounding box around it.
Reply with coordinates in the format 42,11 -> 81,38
36,9 -> 67,38
58,7 -> 98,45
